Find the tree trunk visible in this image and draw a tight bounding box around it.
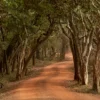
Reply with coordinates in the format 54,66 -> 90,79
11,59 -> 16,72
16,38 -> 28,79
22,21 -> 55,74
16,56 -> 21,80
3,51 -> 9,74
70,40 -> 80,82
93,44 -> 100,92
93,65 -> 100,92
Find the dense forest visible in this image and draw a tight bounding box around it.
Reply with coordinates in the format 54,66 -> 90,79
0,0 -> 100,94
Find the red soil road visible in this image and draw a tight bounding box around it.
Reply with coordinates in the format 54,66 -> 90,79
1,53 -> 100,100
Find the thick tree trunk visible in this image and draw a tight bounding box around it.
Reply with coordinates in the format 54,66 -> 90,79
93,65 -> 100,92
81,32 -> 93,85
92,44 -> 100,92
70,40 -> 80,81
16,38 -> 28,80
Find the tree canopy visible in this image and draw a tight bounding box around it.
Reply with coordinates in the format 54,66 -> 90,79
0,0 -> 100,92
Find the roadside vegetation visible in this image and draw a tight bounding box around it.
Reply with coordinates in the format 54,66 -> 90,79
0,0 -> 100,94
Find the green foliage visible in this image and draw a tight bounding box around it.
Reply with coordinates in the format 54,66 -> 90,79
0,0 -> 100,90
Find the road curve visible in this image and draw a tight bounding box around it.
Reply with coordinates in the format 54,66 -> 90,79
1,53 -> 100,100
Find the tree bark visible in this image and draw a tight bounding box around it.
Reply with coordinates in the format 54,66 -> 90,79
70,39 -> 81,82
93,44 -> 100,92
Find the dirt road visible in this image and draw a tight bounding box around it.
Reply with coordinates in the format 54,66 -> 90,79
1,53 -> 100,100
